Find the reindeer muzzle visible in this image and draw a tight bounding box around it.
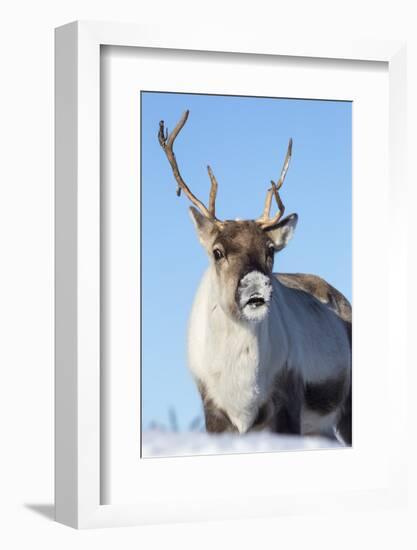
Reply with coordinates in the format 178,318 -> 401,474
237,271 -> 272,321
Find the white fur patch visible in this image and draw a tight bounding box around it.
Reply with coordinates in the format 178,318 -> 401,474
188,270 -> 286,433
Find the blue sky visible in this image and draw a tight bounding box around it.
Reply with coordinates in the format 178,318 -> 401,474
141,91 -> 351,431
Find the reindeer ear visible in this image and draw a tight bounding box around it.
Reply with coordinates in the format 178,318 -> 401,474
189,206 -> 218,249
265,213 -> 298,251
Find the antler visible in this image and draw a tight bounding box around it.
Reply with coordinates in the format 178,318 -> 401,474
158,110 -> 221,224
256,138 -> 293,229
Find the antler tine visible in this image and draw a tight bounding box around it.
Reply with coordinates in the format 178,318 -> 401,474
158,110 -> 218,221
276,138 -> 292,190
207,165 -> 218,217
268,181 -> 286,225
260,187 -> 274,220
256,138 -> 292,229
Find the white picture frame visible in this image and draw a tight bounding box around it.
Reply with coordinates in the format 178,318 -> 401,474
55,21 -> 407,529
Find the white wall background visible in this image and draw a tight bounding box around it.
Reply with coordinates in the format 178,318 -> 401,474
0,1 -> 416,548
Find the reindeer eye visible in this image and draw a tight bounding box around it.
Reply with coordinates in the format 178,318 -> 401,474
213,248 -> 224,261
267,245 -> 275,258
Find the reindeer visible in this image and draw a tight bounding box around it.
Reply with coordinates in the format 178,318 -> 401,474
158,110 -> 352,445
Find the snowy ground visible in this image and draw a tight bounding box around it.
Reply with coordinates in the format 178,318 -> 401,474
142,429 -> 343,458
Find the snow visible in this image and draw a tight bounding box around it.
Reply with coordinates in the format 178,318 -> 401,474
142,429 -> 343,458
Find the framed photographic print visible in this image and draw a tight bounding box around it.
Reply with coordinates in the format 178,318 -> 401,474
140,92 -> 352,458
55,21 -> 408,528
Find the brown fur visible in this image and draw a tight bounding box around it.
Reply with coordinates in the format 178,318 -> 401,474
304,376 -> 348,415
198,382 -> 236,433
271,367 -> 304,434
213,221 -> 274,277
276,273 -> 352,323
336,386 -> 352,444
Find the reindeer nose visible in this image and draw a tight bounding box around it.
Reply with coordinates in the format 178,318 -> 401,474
239,271 -> 271,291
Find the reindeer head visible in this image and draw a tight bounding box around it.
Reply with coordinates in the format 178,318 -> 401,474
158,110 -> 298,322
